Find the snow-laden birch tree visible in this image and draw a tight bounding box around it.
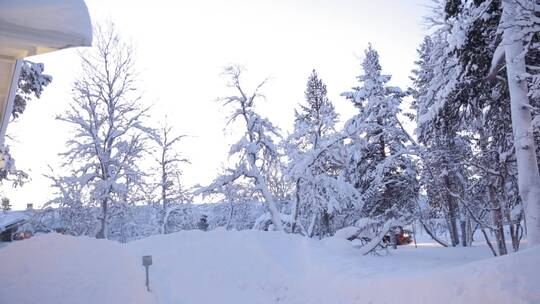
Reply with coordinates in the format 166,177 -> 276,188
196,65 -> 284,231
500,0 -> 540,246
484,0 -> 540,246
149,121 -> 190,234
50,23 -> 150,239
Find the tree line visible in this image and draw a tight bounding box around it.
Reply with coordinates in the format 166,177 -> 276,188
5,1 -> 539,254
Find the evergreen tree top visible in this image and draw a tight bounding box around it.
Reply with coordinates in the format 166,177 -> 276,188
342,44 -> 403,111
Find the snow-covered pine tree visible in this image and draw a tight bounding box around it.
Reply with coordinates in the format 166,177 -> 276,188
50,23 -> 150,239
341,44 -> 418,234
197,65 -> 284,231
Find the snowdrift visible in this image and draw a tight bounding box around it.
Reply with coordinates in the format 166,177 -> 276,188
335,245 -> 540,304
0,234 -> 154,304
0,230 -> 538,304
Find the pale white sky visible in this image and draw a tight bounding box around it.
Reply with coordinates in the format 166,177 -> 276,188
5,0 -> 430,210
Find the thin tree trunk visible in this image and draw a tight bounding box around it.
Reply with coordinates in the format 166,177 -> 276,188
508,210 -> 523,251
307,214 -> 317,238
502,0 -> 540,246
509,219 -> 517,252
412,220 -> 418,248
389,227 -> 397,249
226,199 -> 235,230
419,218 -> 449,247
96,199 -> 108,239
460,219 -> 468,247
291,178 -> 301,233
488,185 -> 507,255
480,227 -> 498,257
467,217 -> 474,246
444,174 -> 460,246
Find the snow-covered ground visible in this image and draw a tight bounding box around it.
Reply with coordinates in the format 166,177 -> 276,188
1,230 -> 539,304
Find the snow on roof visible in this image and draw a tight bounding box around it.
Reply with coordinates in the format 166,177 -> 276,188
0,0 -> 92,147
0,211 -> 31,232
0,0 -> 93,58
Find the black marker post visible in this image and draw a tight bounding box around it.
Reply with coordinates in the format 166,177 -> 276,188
142,255 -> 153,292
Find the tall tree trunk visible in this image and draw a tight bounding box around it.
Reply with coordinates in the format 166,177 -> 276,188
160,147 -> 168,234
503,0 -> 540,246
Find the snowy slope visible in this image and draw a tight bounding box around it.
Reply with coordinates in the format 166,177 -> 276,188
0,230 -> 539,304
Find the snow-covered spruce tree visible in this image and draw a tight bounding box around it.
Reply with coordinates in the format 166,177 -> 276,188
197,65 -> 284,231
14,61 -> 52,119
454,1 -> 517,252
411,0 -> 519,253
285,69 -> 358,237
149,120 -> 191,234
341,45 -> 418,235
415,0 -> 540,250
50,24 -> 150,239
411,29 -> 472,247
287,70 -> 338,151
451,0 -> 510,252
409,37 -> 454,248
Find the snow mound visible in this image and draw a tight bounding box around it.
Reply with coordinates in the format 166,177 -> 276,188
126,230 -> 331,304
333,226 -> 359,240
338,245 -> 540,304
0,230 -> 539,304
0,233 -> 154,304
126,230 -> 540,304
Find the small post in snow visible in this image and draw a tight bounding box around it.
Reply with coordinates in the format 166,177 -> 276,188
142,255 -> 153,292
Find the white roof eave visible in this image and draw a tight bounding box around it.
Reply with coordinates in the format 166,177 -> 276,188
0,20 -> 92,58
0,0 -> 93,58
